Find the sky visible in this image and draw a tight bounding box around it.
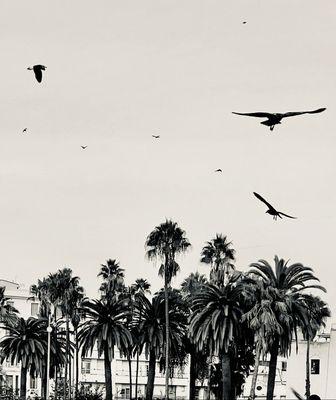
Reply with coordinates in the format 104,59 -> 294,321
0,0 -> 335,316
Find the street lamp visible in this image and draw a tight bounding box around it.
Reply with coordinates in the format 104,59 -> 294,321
46,314 -> 52,400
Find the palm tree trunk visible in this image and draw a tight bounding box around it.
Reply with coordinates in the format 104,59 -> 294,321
41,361 -> 47,399
54,308 -> 58,400
164,266 -> 170,400
146,349 -> 156,400
20,366 -> 27,400
249,339 -> 262,400
305,339 -> 310,400
65,315 -> 70,400
207,362 -> 211,400
128,353 -> 133,400
104,344 -> 113,400
189,352 -> 196,400
221,352 -> 231,400
266,337 -> 279,400
135,349 -> 140,399
75,328 -> 79,397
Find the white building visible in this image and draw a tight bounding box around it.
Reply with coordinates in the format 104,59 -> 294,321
286,324 -> 336,400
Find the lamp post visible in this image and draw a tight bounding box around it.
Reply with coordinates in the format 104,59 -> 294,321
46,314 -> 52,400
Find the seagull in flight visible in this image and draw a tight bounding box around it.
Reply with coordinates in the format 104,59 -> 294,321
215,169 -> 222,172
232,108 -> 326,131
22,128 -> 27,133
152,135 -> 160,139
253,192 -> 297,220
27,65 -> 47,83
81,146 -> 87,149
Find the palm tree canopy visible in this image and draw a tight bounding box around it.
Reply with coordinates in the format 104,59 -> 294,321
0,286 -> 18,326
246,256 -> 327,355
200,234 -> 235,268
98,259 -> 125,296
145,219 -> 191,283
134,290 -> 188,361
78,297 -> 133,362
190,273 -> 245,356
0,317 -> 48,375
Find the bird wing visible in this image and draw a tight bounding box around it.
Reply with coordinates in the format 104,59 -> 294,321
278,211 -> 297,219
281,108 -> 326,118
291,389 -> 304,400
232,112 -> 273,119
33,67 -> 43,82
253,192 -> 275,209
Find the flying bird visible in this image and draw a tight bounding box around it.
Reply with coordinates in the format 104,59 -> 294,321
232,108 -> 326,131
27,65 -> 47,83
22,128 -> 27,133
152,135 -> 160,139
253,192 -> 297,220
215,169 -> 222,172
242,21 -> 247,24
291,389 -> 320,400
81,146 -> 87,149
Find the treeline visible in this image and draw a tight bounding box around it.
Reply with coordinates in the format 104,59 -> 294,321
0,219 -> 330,400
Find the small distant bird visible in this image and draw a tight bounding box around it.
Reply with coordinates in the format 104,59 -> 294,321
22,128 -> 27,133
81,146 -> 87,149
27,65 -> 47,83
242,21 -> 247,24
215,169 -> 222,172
253,192 -> 297,220
152,135 -> 160,139
232,108 -> 326,131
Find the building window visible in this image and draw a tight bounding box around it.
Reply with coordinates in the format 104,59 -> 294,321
81,361 -> 91,374
311,359 -> 320,374
281,361 -> 287,371
31,303 -> 39,316
30,377 -> 37,389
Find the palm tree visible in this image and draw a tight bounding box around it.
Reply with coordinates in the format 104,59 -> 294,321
190,273 -> 245,400
131,279 -> 151,399
294,294 -> 330,399
181,272 -> 208,400
200,234 -> 235,286
0,286 -> 18,327
98,259 -> 125,299
135,290 -> 188,400
78,297 -> 133,400
145,219 -> 191,400
248,256 -> 326,400
0,317 -> 48,400
49,268 -> 83,400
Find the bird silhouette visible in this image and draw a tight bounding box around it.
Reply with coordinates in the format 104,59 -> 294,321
27,65 -> 46,83
291,389 -> 320,400
215,169 -> 222,172
152,135 -> 160,139
22,128 -> 27,133
81,146 -> 87,149
253,192 -> 297,220
242,21 -> 247,24
232,108 -> 326,131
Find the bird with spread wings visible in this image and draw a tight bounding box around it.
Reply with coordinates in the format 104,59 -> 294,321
253,192 -> 297,220
233,108 -> 326,131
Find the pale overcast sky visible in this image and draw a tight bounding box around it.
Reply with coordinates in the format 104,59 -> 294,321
0,1 -> 335,315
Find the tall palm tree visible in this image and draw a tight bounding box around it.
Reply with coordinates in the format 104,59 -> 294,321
294,294 -> 330,399
181,272 -> 208,400
135,290 -> 188,400
190,273 -> 245,400
248,256 -> 326,400
0,317 -> 48,400
131,279 -> 151,399
200,234 -> 235,286
145,219 -> 191,400
78,297 -> 133,400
